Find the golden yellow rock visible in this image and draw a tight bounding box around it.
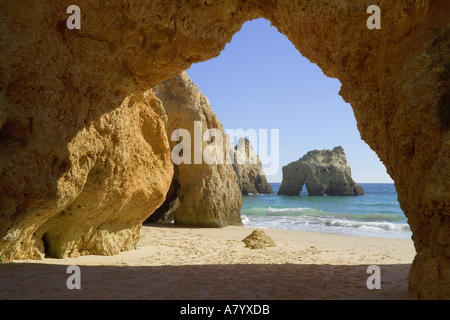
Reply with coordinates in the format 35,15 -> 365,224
243,229 -> 276,249
153,72 -> 243,227
0,0 -> 448,299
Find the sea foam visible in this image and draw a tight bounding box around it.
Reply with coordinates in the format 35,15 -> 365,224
241,183 -> 412,239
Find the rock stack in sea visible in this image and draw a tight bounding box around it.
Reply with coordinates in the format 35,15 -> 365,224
278,146 -> 365,196
233,138 -> 274,195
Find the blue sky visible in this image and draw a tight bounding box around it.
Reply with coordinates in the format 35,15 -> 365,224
186,18 -> 393,183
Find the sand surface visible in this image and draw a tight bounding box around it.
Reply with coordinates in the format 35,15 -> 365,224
0,224 -> 417,300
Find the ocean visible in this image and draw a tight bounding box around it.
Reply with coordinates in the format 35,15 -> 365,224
241,183 -> 412,239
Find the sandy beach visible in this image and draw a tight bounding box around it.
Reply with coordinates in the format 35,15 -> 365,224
0,224 -> 416,300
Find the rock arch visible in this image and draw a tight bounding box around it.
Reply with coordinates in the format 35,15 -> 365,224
0,0 -> 449,299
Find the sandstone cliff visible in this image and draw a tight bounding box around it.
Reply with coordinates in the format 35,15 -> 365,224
278,147 -> 365,196
0,0 -> 448,299
233,138 -> 274,195
151,72 -> 243,228
0,90 -> 173,260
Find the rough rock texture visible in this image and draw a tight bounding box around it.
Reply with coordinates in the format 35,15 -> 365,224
278,147 -> 365,196
242,229 -> 276,249
0,89 -> 173,260
152,72 -> 243,227
0,0 -> 449,299
233,138 -> 274,195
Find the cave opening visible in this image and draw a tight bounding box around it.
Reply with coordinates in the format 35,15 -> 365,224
150,18 -> 410,240
41,233 -> 55,258
186,18 -> 391,185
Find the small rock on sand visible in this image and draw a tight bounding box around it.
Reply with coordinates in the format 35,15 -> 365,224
242,229 -> 276,249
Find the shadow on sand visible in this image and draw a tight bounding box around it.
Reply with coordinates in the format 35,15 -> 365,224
0,262 -> 415,300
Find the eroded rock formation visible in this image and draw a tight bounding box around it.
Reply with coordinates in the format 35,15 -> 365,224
152,72 -> 243,227
278,147 -> 365,196
0,90 -> 173,260
233,138 -> 274,195
0,0 -> 449,299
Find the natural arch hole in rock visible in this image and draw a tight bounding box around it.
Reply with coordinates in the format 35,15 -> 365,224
150,18 -> 409,240
186,18 -> 392,185
41,233 -> 54,259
